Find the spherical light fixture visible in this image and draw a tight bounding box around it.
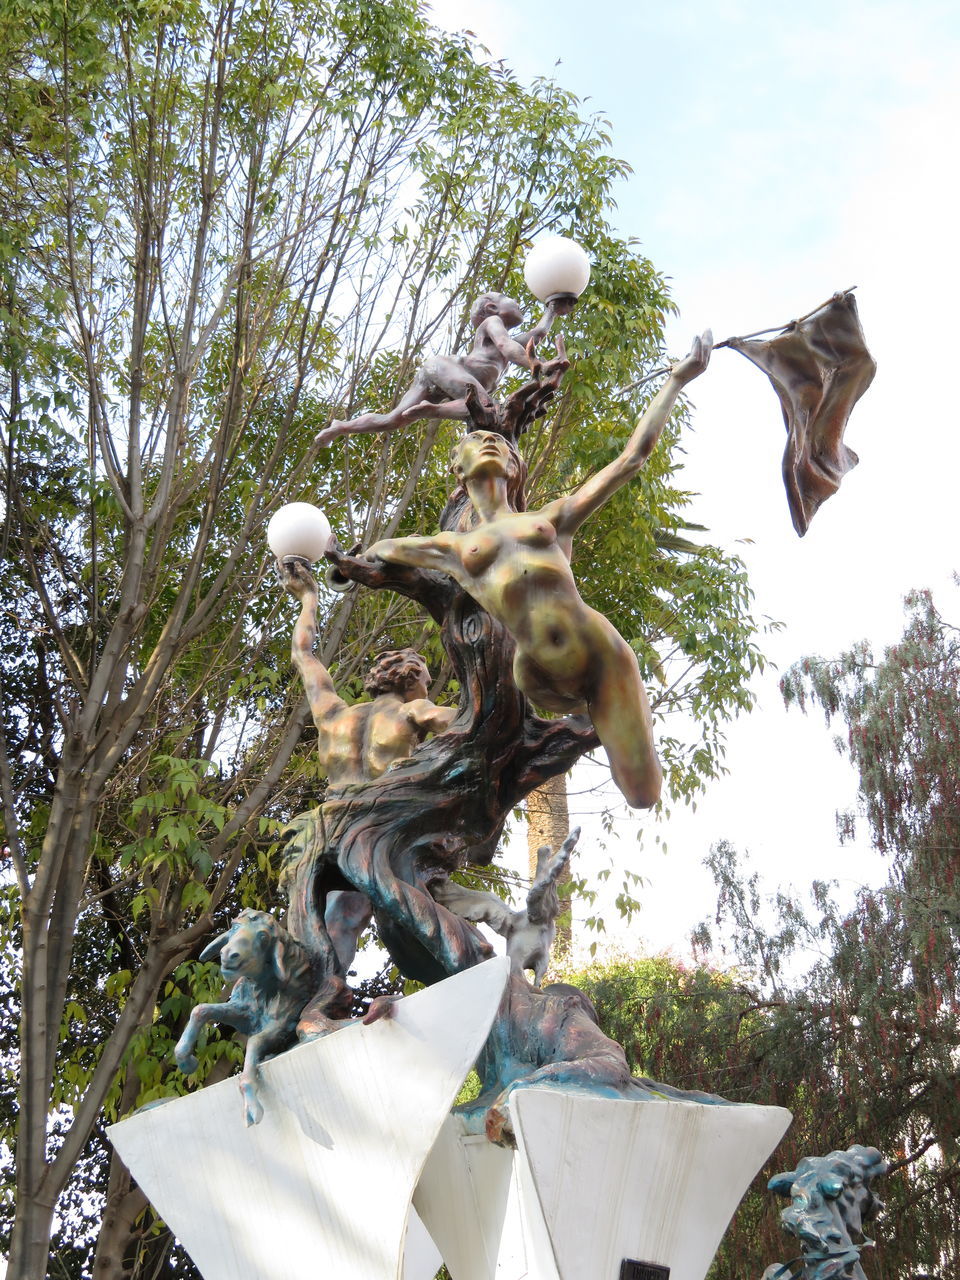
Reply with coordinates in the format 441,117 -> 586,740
523,236 -> 591,305
267,502 -> 332,563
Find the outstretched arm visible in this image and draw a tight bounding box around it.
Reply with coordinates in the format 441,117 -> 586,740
549,333 -> 712,537
364,531 -> 462,576
406,699 -> 457,737
481,315 -> 541,373
277,559 -> 345,723
431,879 -> 515,937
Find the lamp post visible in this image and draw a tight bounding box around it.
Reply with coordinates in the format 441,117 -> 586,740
523,235 -> 591,308
266,502 -> 332,565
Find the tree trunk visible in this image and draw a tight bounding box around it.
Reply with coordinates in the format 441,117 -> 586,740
8,1192 -> 58,1280
526,773 -> 573,954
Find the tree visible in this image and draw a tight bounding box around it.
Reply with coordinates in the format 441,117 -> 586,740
0,1 -> 764,1275
691,588 -> 960,1277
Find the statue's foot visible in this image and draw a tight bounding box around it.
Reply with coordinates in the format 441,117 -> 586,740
175,1039 -> 199,1080
316,422 -> 344,447
241,1082 -> 264,1127
484,1097 -> 516,1148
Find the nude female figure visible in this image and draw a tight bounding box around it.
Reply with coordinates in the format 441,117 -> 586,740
357,333 -> 713,809
316,293 -> 572,446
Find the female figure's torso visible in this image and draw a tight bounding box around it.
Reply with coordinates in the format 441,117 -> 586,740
451,512 -> 613,703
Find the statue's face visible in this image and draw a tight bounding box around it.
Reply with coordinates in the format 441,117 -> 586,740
496,296 -> 523,328
405,657 -> 430,697
471,293 -> 523,329
454,431 -> 514,482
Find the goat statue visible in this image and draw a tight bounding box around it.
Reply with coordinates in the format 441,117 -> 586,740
175,909 -> 336,1126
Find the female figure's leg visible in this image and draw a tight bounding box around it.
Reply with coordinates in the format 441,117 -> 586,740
585,621 -> 662,809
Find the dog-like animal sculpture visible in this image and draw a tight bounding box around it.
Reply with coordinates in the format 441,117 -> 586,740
175,909 -> 324,1126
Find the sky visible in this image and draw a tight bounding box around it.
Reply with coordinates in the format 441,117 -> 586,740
423,0 -> 960,964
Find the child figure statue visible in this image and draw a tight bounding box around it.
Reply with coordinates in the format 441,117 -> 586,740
316,293 -> 573,446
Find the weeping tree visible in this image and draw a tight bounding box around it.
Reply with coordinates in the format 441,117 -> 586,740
0,1 -> 765,1275
691,587 -> 960,1277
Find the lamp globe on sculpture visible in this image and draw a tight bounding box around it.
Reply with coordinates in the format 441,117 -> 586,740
523,235 -> 591,307
267,502 -> 332,565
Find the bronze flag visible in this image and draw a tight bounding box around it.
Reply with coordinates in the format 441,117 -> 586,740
729,291 -> 876,536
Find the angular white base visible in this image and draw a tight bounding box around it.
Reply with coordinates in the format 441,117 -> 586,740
108,956 -> 509,1280
415,1091 -> 792,1280
403,1206 -> 443,1280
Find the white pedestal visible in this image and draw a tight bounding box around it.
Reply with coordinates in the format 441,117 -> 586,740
415,1091 -> 792,1280
108,956 -> 509,1280
403,1206 -> 443,1280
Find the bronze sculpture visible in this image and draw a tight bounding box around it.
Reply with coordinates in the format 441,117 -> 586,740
724,291 -> 876,536
316,293 -> 572,446
357,332 -> 712,808
174,909 -> 335,1126
763,1145 -> 889,1280
282,557 -> 456,789
174,305 -> 734,1150
279,557 -> 458,974
432,827 -> 580,987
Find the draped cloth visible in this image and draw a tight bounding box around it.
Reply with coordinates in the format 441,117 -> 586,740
729,291 -> 876,536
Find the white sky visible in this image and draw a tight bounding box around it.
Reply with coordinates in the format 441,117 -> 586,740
425,0 -> 960,963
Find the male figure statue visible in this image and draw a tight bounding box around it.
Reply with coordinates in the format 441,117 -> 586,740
279,558 -> 457,969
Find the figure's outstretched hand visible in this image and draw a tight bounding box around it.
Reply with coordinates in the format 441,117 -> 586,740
547,294 -> 577,317
671,330 -> 713,385
277,556 -> 318,599
316,422 -> 343,448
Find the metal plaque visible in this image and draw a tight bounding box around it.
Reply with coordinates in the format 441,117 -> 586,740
619,1262 -> 670,1280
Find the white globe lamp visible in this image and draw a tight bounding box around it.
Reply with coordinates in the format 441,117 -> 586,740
523,236 -> 591,305
267,502 -> 332,563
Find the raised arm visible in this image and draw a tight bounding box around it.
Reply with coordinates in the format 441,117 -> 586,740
513,297 -> 573,357
277,559 -> 345,723
549,332 -> 712,537
480,314 -> 541,373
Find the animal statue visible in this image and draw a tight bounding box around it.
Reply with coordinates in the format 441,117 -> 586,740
431,827 -> 580,986
762,1144 -> 889,1280
174,909 -> 346,1126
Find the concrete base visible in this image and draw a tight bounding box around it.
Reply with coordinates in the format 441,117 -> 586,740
108,956 -> 509,1280
415,1091 -> 792,1280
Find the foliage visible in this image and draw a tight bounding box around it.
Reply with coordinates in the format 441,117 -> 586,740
0,1 -> 764,1275
691,587 -> 960,1278
559,949 -> 754,1091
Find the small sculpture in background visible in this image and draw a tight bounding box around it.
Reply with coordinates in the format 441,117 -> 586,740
432,827 -> 580,986
762,1144 -> 889,1280
316,294 -> 573,446
174,910 -> 348,1127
